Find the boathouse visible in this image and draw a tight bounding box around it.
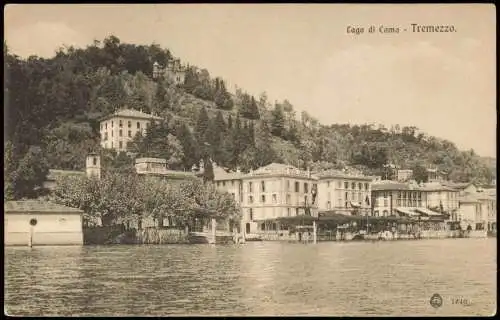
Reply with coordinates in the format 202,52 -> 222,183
4,200 -> 84,246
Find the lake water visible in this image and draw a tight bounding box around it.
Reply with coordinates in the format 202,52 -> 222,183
5,238 -> 497,316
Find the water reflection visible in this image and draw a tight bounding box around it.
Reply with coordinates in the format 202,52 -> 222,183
4,239 -> 497,316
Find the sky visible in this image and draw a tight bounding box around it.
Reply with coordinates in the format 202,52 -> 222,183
4,4 -> 497,157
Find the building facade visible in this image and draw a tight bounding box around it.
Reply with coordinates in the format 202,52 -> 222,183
135,157 -> 197,182
213,166 -> 244,204
4,200 -> 84,246
315,170 -> 373,215
152,59 -> 186,85
99,109 -> 162,152
213,163 -> 319,235
371,181 -> 459,220
396,169 -> 413,182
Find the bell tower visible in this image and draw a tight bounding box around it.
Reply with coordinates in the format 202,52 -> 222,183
86,153 -> 101,180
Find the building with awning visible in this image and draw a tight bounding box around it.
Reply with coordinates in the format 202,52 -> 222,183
371,180 -> 459,221
414,207 -> 445,220
394,207 -> 420,217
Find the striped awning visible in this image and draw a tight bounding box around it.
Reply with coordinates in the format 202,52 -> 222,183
395,207 -> 420,216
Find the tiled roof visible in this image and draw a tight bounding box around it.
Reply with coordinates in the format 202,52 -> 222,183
135,157 -> 167,164
371,181 -> 455,192
243,163 -> 316,179
371,181 -> 411,191
100,108 -> 163,121
213,167 -> 243,181
4,200 -> 83,213
315,169 -> 373,181
441,182 -> 474,190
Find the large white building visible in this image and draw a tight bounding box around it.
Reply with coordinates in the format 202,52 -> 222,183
214,163 -> 319,234
99,108 -> 162,152
371,180 -> 459,220
315,169 -> 373,215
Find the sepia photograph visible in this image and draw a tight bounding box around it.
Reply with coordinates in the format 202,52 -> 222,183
4,3 -> 497,317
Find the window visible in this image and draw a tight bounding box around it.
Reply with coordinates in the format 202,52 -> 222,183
128,121 -> 131,128
345,192 -> 349,200
105,132 -> 108,140
232,181 -> 234,186
112,121 -> 114,127
248,196 -> 253,204
358,183 -> 362,190
337,181 -> 342,188
286,180 -> 290,191
261,181 -> 265,192
105,122 -> 107,129
137,122 -> 141,129
119,141 -> 123,149
111,131 -> 114,137
287,208 -> 291,217
327,201 -> 331,209
304,195 -> 308,204
295,208 -> 299,216
286,194 -> 291,204
249,208 -> 253,221
304,183 -> 308,193
352,182 -> 356,190
272,194 -> 277,204
261,195 -> 266,203
222,181 -> 226,187
295,181 -> 300,192
365,183 -> 369,190
119,120 -> 123,127
128,130 -> 132,137
344,182 -> 349,189
327,181 -> 330,188
249,182 -> 253,193
93,157 -> 97,166
119,129 -> 123,137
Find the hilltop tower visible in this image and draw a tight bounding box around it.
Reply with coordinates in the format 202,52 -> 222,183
86,153 -> 101,180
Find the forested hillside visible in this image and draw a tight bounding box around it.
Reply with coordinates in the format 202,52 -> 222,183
4,36 -> 495,200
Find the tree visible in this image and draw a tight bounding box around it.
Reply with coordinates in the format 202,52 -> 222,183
412,163 -> 429,183
176,123 -> 199,170
271,103 -> 286,138
5,144 -> 50,200
194,107 -> 209,144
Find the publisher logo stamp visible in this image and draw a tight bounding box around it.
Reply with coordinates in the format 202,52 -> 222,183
430,293 -> 443,308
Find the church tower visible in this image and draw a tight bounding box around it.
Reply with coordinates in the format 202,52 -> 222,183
86,153 -> 101,180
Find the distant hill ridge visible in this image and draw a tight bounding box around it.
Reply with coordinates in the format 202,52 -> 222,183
4,35 -> 495,186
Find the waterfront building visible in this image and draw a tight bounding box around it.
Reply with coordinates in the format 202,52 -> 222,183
458,190 -> 496,231
237,163 -> 319,234
99,108 -> 162,152
4,200 -> 84,246
371,180 -> 459,220
396,169 -> 413,182
315,169 -> 373,216
213,166 -> 244,204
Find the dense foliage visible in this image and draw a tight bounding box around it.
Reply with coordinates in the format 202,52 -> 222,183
52,172 -> 240,228
4,36 -> 495,200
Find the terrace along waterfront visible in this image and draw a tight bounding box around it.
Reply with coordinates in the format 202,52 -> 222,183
5,238 -> 496,317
